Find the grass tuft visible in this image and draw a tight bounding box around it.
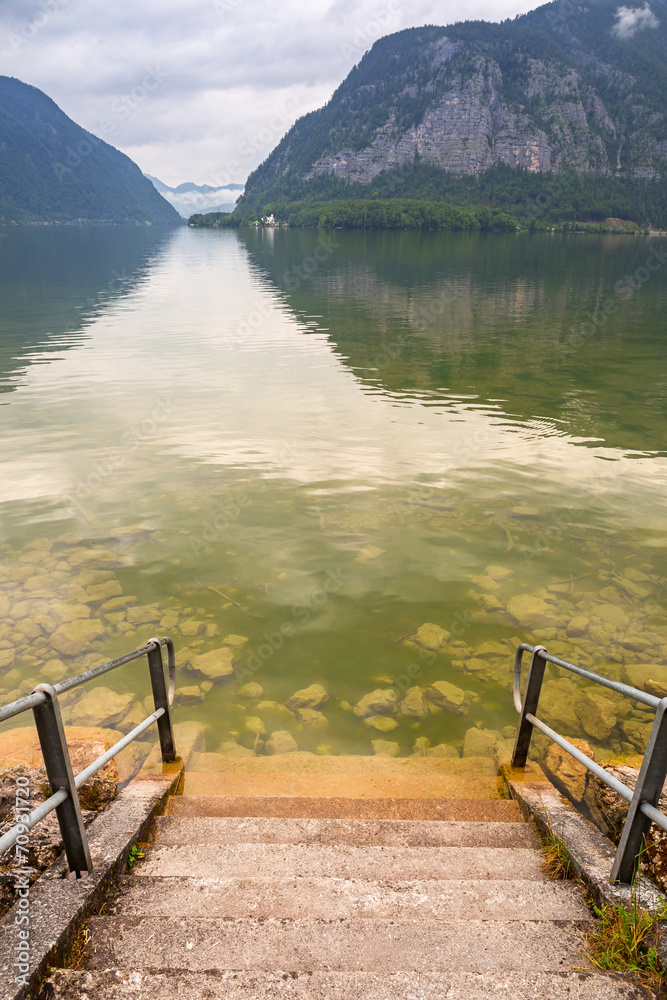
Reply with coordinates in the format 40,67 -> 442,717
541,828 -> 576,880
586,898 -> 665,992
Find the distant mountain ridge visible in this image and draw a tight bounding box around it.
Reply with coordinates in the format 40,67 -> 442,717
145,175 -> 244,217
0,76 -> 180,224
240,0 -> 666,211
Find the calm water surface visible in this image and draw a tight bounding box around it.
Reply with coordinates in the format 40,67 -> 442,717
0,224 -> 666,758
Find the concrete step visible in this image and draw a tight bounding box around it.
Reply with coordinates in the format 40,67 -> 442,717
153,815 -> 537,847
186,754 -> 499,775
109,874 -> 591,922
46,969 -> 650,1000
182,771 -> 504,799
133,842 -> 546,881
167,794 -> 522,821
84,915 -> 591,973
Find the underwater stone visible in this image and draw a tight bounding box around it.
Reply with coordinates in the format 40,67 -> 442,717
223,634 -> 250,647
355,545 -> 385,563
353,688 -> 398,718
41,659 -> 67,683
264,730 -> 298,754
294,708 -> 328,729
0,649 -> 14,669
566,615 -> 590,637
364,714 -> 399,732
180,619 -> 207,636
175,685 -> 206,706
426,681 -> 470,715
256,700 -> 294,718
371,739 -> 400,756
476,593 -> 504,612
51,618 -> 105,657
463,727 -> 501,757
244,716 -> 266,735
85,580 -> 123,603
576,689 -> 618,741
400,686 -> 429,717
190,647 -> 235,679
219,740 -> 254,757
427,743 -> 460,758
285,683 -> 329,711
594,604 -> 629,629
126,605 -> 161,625
544,738 -> 594,801
506,594 -> 565,630
238,682 -> 263,699
68,687 -> 134,727
412,623 -> 450,651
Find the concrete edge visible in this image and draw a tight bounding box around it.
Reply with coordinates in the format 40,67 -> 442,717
501,764 -> 665,912
0,759 -> 184,1000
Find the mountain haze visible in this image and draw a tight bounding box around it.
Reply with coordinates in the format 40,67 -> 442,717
240,0 -> 666,214
0,77 -> 180,224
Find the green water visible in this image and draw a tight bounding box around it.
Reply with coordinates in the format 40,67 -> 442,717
0,224 -> 666,759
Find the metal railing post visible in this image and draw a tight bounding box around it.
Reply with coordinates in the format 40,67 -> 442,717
32,684 -> 92,877
511,645 -> 547,767
147,638 -> 176,762
611,697 -> 667,883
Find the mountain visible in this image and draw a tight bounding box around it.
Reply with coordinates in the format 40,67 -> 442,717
238,0 -> 666,220
145,175 -> 244,218
0,77 -> 180,224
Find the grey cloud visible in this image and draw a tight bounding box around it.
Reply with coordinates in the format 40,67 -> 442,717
612,2 -> 659,38
0,0 -> 542,184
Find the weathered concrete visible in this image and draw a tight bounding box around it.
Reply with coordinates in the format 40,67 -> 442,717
85,915 -> 591,973
0,763 -> 183,1000
47,968 -> 651,1000
503,764 -> 666,911
109,874 -> 591,921
154,816 -> 538,847
168,794 -> 522,821
183,771 -> 503,798
134,842 -> 546,881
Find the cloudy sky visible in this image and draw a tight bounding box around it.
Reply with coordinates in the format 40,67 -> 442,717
1,0 -> 543,187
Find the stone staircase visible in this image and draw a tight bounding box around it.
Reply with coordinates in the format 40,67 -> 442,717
47,756 -> 648,999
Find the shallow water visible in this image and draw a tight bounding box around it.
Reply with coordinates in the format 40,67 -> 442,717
0,224 -> 666,759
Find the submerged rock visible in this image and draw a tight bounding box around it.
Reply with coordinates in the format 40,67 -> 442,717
219,740 -> 254,758
426,681 -> 471,716
353,688 -> 398,718
575,689 -> 618,741
174,685 -> 206,706
427,743 -> 460,758
293,708 -> 328,729
371,739 -> 400,756
285,683 -> 329,711
506,594 -> 565,630
243,716 -> 266,735
364,714 -> 399,732
408,623 -> 451,651
355,545 -> 385,563
545,738 -> 594,802
463,727 -> 501,757
238,682 -> 263,699
51,618 -> 105,657
264,730 -> 298,754
223,634 -> 249,647
190,647 -> 235,679
400,686 -> 429,718
67,687 -> 134,727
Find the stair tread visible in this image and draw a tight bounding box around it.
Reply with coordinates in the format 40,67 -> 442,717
133,843 -> 547,880
182,772 -> 504,799
110,874 -> 591,921
46,969 -> 647,1000
167,795 -> 522,821
153,816 -> 537,847
186,754 -> 499,775
84,915 -> 591,973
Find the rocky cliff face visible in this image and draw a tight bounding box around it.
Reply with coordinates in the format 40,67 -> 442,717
244,0 -> 666,200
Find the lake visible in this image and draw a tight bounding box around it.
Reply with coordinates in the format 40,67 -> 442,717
0,224 -> 666,761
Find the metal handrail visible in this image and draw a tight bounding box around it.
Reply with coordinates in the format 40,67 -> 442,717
512,641 -> 667,883
0,636 -> 176,877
